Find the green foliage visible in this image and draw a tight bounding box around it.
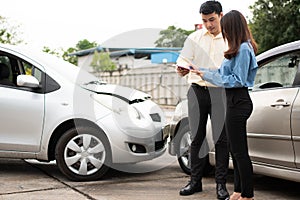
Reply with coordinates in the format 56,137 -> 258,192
61,39 -> 97,65
91,50 -> 116,72
76,39 -> 98,51
41,46 -> 78,66
0,16 -> 23,44
249,0 -> 300,53
155,26 -> 194,47
62,47 -> 78,65
42,46 -> 61,57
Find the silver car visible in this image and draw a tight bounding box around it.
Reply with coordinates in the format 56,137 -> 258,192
0,44 -> 167,181
165,40 -> 300,182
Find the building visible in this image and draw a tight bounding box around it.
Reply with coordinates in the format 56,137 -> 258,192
70,46 -> 188,105
70,46 -> 182,72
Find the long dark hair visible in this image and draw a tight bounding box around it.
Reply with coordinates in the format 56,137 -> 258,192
221,10 -> 258,59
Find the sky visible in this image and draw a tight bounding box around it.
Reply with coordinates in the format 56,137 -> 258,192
0,0 -> 255,51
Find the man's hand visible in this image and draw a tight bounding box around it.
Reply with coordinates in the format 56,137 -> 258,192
176,66 -> 190,77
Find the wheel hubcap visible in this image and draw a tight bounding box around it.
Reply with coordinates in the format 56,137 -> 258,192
179,131 -> 191,168
64,134 -> 106,175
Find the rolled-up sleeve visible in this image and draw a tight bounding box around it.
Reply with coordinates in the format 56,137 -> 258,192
200,43 -> 257,88
201,68 -> 224,87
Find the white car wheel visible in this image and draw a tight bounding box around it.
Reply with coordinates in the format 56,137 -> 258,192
55,126 -> 111,181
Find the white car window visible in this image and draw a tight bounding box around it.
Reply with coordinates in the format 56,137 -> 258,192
20,60 -> 43,84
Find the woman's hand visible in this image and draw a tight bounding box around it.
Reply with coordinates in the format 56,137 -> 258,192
190,69 -> 204,77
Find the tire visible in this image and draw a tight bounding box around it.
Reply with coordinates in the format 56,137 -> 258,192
174,123 -> 214,176
55,126 -> 111,181
174,123 -> 191,175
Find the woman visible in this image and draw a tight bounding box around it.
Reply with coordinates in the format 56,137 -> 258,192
192,10 -> 258,200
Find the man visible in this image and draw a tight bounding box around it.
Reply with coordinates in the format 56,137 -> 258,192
176,1 -> 229,199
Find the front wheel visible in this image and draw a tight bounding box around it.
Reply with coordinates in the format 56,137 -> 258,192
174,123 -> 214,176
174,123 -> 191,175
55,126 -> 111,181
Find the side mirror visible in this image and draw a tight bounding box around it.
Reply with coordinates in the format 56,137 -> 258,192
17,75 -> 40,88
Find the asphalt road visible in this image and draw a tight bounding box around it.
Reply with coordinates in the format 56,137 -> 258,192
0,151 -> 300,200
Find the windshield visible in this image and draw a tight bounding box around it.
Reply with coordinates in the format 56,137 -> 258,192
33,52 -> 100,86
8,45 -> 101,86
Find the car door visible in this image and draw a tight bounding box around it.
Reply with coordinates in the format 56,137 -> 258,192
291,57 -> 300,168
247,50 -> 299,168
0,52 -> 44,152
292,92 -> 300,168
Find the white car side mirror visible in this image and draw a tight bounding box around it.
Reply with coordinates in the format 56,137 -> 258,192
17,75 -> 40,88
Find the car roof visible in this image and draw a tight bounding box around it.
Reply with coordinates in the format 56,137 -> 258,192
256,40 -> 300,63
0,43 -> 98,85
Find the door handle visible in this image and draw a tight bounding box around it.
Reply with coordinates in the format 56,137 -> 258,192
270,99 -> 290,107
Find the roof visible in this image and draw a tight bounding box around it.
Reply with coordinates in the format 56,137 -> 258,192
256,40 -> 300,63
69,47 -> 182,59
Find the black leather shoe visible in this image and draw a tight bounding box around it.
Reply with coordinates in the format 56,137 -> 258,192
216,183 -> 229,199
179,181 -> 202,196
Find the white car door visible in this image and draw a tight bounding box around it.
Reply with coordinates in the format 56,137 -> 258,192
0,54 -> 44,152
247,51 -> 299,168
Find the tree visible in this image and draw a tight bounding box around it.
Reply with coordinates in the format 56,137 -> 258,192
61,39 -> 98,65
42,46 -> 61,57
62,47 -> 78,65
0,16 -> 23,44
42,46 -> 79,65
76,39 -> 98,51
42,39 -> 97,66
155,26 -> 194,47
249,0 -> 300,53
91,50 -> 117,75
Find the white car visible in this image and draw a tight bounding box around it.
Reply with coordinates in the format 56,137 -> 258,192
0,44 -> 167,181
165,40 -> 300,182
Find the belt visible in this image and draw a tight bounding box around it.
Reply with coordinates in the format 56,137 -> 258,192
192,83 -> 208,89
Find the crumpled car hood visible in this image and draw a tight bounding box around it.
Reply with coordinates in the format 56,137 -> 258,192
81,83 -> 151,104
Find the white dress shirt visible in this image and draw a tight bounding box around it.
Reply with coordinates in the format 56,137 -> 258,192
176,28 -> 228,87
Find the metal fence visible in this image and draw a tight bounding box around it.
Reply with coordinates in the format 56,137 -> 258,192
93,64 -> 189,106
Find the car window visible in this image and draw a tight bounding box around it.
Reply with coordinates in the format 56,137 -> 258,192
253,51 -> 300,90
0,55 -> 14,85
0,51 -> 44,90
0,50 -> 62,93
19,60 -> 43,84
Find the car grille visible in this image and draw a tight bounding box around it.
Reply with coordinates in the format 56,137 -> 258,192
155,139 -> 166,151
